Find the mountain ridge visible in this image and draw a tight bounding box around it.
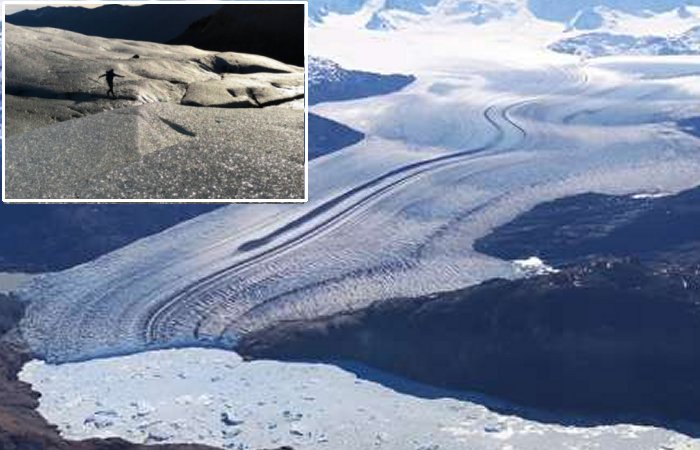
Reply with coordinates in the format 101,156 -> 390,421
5,4 -> 221,42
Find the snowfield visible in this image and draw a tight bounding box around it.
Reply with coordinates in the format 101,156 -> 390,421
18,348 -> 700,450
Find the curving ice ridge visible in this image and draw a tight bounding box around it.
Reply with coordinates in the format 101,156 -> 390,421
19,25 -> 700,362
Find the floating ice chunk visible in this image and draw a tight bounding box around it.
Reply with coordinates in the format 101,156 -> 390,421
221,412 -> 244,427
130,400 -> 155,417
84,410 -> 118,429
222,428 -> 242,439
289,422 -> 306,436
145,424 -> 174,443
282,410 -> 303,422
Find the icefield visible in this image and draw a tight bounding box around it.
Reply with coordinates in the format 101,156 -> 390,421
19,348 -> 700,450
18,9 -> 700,363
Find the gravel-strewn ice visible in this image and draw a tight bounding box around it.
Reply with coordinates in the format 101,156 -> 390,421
6,102 -> 305,200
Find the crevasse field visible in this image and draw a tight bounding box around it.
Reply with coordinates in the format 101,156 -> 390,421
11,1 -> 700,449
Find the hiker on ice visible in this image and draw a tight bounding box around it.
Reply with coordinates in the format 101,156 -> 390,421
98,69 -> 124,99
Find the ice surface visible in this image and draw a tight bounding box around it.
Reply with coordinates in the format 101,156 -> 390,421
19,348 -> 700,450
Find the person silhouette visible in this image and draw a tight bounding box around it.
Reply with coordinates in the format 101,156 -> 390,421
98,69 -> 124,99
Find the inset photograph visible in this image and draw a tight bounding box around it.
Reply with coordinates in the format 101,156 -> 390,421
2,2 -> 307,202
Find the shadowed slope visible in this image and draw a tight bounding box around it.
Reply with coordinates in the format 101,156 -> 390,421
6,4 -> 221,42
170,5 -> 305,66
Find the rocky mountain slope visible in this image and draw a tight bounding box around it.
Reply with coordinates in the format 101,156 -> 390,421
308,113 -> 364,159
475,187 -> 700,267
309,56 -> 415,105
170,5 -> 305,66
4,24 -> 304,200
0,204 -> 221,272
239,258 -> 700,429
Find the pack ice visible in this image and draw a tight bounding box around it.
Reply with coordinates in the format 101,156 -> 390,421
19,347 -> 700,450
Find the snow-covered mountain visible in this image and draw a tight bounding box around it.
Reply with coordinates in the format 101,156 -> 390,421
309,56 -> 415,105
310,0 -> 700,32
310,0 -> 522,29
529,0 -> 700,22
551,25 -> 700,57
564,6 -> 617,31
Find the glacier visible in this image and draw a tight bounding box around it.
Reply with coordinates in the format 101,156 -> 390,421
17,18 -> 700,362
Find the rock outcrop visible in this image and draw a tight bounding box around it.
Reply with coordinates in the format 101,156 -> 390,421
309,56 -> 415,106
308,113 -> 364,159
